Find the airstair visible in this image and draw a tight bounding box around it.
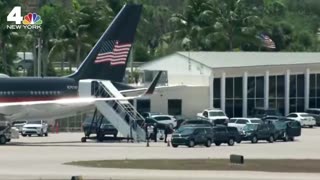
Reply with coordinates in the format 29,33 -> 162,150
79,79 -> 146,142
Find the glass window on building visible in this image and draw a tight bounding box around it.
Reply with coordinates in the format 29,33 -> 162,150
269,75 -> 285,115
256,76 -> 264,98
137,99 -> 150,113
213,78 -> 221,108
247,76 -> 264,116
226,78 -> 234,99
248,77 -> 255,98
225,100 -> 234,117
309,74 -> 320,108
168,99 -> 182,115
269,76 -> 276,98
290,74 -> 305,112
234,77 -> 243,99
225,77 -> 243,118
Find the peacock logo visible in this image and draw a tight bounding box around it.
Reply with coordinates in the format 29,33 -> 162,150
23,13 -> 42,25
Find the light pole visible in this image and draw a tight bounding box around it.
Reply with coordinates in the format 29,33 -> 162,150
37,37 -> 41,77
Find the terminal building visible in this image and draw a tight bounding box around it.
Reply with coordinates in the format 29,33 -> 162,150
138,52 -> 320,118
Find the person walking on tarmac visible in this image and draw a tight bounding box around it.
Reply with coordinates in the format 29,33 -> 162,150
164,125 -> 173,143
153,123 -> 158,142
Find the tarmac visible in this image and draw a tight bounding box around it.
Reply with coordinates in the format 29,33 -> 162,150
1,128 -> 320,180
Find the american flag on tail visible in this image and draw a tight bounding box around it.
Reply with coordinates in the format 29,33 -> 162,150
257,34 -> 276,49
94,40 -> 132,65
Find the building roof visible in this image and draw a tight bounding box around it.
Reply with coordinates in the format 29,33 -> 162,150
177,52 -> 320,68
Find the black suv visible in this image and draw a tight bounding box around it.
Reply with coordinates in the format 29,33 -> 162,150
171,126 -> 213,148
241,123 -> 276,143
267,118 -> 301,141
82,118 -> 118,140
212,126 -> 241,146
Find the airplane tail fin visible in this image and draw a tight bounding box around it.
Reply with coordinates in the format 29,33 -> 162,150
67,4 -> 142,82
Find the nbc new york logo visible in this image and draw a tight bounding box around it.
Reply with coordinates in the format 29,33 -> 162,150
23,13 -> 43,25
6,6 -> 42,30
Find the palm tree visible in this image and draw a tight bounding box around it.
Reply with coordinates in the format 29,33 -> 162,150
210,0 -> 262,50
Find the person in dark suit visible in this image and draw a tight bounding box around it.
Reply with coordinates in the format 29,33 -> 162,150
153,123 -> 158,142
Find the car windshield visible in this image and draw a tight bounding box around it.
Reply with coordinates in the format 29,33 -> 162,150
229,119 -> 236,123
12,121 -> 26,125
27,121 -> 42,124
251,120 -> 262,124
154,116 -> 171,121
209,111 -> 225,116
175,127 -> 194,135
244,124 -> 258,131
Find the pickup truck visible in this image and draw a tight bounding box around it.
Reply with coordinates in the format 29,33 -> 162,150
197,109 -> 229,125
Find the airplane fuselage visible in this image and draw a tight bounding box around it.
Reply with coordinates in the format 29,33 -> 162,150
0,77 -> 78,102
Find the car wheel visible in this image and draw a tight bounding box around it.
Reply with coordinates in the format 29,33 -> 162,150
172,144 -> 178,148
21,134 -> 27,137
214,141 -> 221,146
81,137 -> 86,142
44,132 -> 48,137
236,139 -> 242,144
251,136 -> 258,144
309,125 -> 313,128
268,135 -> 274,143
228,138 -> 235,146
38,129 -> 44,137
28,134 -> 31,137
205,139 -> 212,147
0,135 -> 6,145
289,137 -> 295,141
188,139 -> 195,148
113,133 -> 117,138
97,135 -> 104,142
283,133 -> 289,142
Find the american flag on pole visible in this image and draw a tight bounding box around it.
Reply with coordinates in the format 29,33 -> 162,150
94,40 -> 132,66
257,34 -> 276,49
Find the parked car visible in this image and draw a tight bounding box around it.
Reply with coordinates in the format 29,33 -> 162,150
12,120 -> 27,133
180,119 -> 213,127
197,109 -> 229,125
286,112 -> 316,128
150,115 -> 177,129
212,126 -> 241,146
82,118 -> 118,140
251,108 -> 282,118
141,112 -> 161,118
171,126 -> 213,148
22,120 -> 48,137
241,123 -> 276,143
305,109 -> 320,126
268,118 -> 301,141
228,118 -> 262,132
